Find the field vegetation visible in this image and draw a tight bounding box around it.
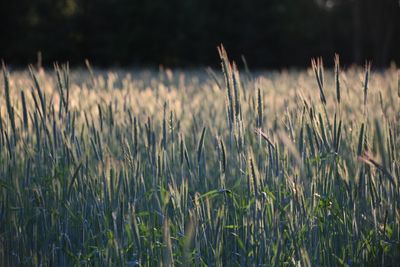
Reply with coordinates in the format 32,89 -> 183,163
0,47 -> 399,266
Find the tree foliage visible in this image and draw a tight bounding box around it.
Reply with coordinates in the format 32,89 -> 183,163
0,0 -> 399,67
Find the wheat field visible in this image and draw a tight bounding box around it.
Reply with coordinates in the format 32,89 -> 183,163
0,47 -> 399,266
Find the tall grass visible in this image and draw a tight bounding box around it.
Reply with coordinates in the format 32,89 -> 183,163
0,48 -> 399,266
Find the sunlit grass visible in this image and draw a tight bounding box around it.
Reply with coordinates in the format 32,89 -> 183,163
0,48 -> 399,266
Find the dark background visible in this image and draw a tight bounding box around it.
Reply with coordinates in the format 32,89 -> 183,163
1,0 -> 399,68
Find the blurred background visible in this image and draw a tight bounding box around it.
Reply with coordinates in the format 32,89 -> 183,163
1,0 -> 399,68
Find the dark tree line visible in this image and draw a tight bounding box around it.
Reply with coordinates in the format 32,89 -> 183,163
0,0 -> 399,68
